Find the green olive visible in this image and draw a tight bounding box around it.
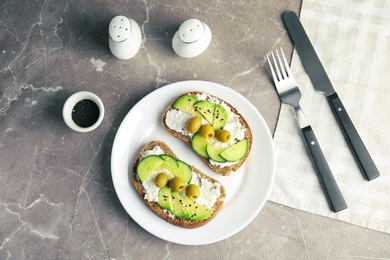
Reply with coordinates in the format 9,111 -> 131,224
169,177 -> 186,192
187,117 -> 202,133
154,173 -> 169,188
215,129 -> 231,142
199,124 -> 215,139
185,184 -> 200,200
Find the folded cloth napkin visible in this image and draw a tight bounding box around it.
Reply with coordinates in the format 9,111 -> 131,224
270,0 -> 390,233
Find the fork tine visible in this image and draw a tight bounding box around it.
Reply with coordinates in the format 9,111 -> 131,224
279,48 -> 294,80
267,54 -> 278,83
275,49 -> 288,80
268,48 -> 295,84
270,51 -> 283,82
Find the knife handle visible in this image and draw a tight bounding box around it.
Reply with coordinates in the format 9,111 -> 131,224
301,125 -> 348,212
327,93 -> 380,181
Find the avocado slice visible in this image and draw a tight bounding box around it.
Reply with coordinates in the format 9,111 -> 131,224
206,144 -> 227,163
158,187 -> 213,221
158,186 -> 171,210
188,201 -> 213,221
191,132 -> 209,158
170,191 -> 191,218
219,139 -> 248,162
173,95 -> 202,117
194,100 -> 215,125
212,104 -> 229,130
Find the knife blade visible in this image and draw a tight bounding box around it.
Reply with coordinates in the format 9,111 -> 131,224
283,11 -> 380,181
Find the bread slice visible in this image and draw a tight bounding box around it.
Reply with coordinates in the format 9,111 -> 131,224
161,92 -> 253,176
132,140 -> 226,229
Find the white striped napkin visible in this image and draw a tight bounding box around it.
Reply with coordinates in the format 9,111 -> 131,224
269,0 -> 390,233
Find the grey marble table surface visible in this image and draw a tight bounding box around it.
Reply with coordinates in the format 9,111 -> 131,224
1,0 -> 389,259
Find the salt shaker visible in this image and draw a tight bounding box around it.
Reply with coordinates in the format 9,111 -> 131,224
108,15 -> 142,60
172,19 -> 212,58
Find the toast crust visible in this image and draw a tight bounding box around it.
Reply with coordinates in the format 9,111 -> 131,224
132,140 -> 226,229
162,92 -> 253,176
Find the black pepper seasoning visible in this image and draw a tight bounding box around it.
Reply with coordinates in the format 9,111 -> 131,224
71,99 -> 100,127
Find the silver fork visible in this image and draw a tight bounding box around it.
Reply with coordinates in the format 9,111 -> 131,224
267,48 -> 347,213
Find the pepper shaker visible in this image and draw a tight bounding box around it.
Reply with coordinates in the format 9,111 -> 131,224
172,19 -> 212,58
108,15 -> 142,60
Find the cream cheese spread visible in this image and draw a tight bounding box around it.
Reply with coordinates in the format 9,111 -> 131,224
140,146 -> 221,208
165,93 -> 247,167
188,172 -> 221,208
165,109 -> 194,137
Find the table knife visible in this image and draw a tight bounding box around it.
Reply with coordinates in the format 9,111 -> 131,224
283,11 -> 380,181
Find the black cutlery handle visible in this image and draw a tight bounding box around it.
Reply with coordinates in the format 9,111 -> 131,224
327,93 -> 380,181
301,126 -> 348,212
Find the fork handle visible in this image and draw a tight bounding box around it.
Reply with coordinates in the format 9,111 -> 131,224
327,93 -> 380,181
301,125 -> 348,212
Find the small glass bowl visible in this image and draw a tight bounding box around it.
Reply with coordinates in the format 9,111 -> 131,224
62,91 -> 105,132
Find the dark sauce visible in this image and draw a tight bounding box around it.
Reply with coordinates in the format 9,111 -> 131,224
71,99 -> 100,127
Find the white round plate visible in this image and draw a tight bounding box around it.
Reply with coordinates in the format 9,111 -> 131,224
111,80 -> 275,245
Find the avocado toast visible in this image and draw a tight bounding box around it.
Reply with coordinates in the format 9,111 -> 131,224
162,92 -> 253,176
132,140 -> 226,229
